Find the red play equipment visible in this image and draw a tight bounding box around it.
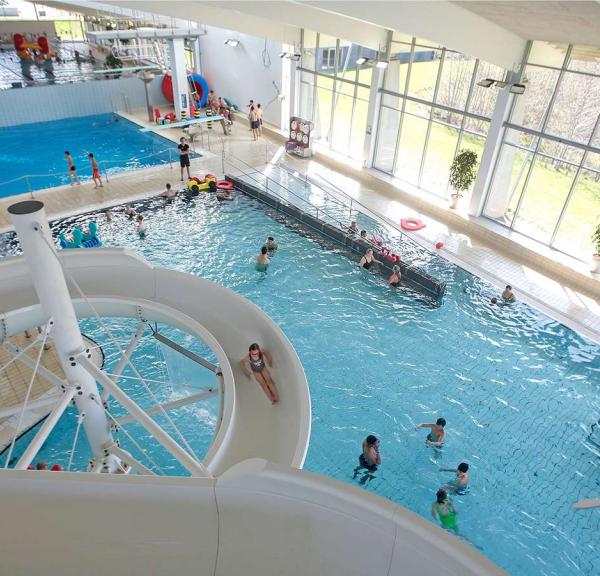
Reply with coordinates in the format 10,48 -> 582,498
161,73 -> 209,107
13,33 -> 51,61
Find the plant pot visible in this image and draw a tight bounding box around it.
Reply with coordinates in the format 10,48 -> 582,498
591,254 -> 600,274
449,194 -> 461,210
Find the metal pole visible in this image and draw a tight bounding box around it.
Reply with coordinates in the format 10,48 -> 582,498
8,200 -> 119,473
0,394 -> 63,419
77,353 -> 210,477
117,388 -> 218,425
101,321 -> 146,403
14,389 -> 76,470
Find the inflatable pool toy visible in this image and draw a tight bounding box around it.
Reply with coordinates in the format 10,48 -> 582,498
60,223 -> 102,249
216,180 -> 234,191
161,73 -> 209,107
400,218 -> 426,231
187,174 -> 217,194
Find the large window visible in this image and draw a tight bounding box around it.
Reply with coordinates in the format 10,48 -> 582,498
484,42 -> 600,260
373,36 -> 499,198
298,30 -> 375,160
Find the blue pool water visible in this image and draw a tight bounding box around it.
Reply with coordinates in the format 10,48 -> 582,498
0,114 -> 177,197
1,186 -> 599,575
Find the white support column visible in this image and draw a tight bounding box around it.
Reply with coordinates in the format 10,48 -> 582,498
8,200 -> 119,473
77,353 -> 210,478
364,30 -> 392,168
14,389 -> 76,470
192,38 -> 201,74
468,85 -> 514,216
168,37 -> 189,120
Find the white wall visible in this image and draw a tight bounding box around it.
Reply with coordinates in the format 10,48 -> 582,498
199,26 -> 284,128
0,76 -> 168,127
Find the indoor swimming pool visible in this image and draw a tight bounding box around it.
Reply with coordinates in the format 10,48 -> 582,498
0,189 -> 598,576
0,113 -> 178,197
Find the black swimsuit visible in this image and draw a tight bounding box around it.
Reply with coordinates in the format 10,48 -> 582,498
362,258 -> 372,269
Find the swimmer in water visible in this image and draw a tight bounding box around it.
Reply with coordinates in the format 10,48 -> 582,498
256,246 -> 270,272
160,183 -> 177,202
265,236 -> 278,253
353,435 -> 381,484
415,418 -> 446,447
502,285 -> 516,303
490,297 -> 498,305
358,248 -> 380,270
431,488 -> 458,532
239,343 -> 279,404
124,205 -> 136,219
136,214 -> 146,238
348,221 -> 358,234
360,229 -> 368,240
440,462 -> 469,494
216,189 -> 233,201
388,264 -> 401,287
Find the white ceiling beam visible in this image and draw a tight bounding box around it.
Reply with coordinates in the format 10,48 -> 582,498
103,1 -> 301,45
203,1 -> 388,50
299,0 -> 527,70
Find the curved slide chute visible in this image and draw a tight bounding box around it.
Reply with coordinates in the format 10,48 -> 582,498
161,72 -> 209,106
0,459 -> 504,575
0,248 -> 311,475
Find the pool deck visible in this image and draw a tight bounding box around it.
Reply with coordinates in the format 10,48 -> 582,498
0,108 -> 598,344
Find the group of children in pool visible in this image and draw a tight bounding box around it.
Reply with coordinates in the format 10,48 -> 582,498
355,418 -> 470,534
102,205 -> 146,238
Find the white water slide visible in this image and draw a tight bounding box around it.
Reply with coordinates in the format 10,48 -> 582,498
0,246 -> 310,475
0,201 -> 504,575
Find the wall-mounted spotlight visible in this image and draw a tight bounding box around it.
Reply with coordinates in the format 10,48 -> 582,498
477,78 -> 495,88
224,39 -> 239,47
279,52 -> 301,61
356,57 -> 388,69
477,77 -> 526,94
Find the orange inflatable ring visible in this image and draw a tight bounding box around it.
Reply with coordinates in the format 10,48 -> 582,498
216,180 -> 234,191
400,217 -> 426,231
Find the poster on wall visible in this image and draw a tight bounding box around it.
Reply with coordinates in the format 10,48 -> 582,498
286,116 -> 313,158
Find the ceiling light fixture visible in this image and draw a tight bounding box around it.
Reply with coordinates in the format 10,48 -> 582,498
375,60 -> 388,69
224,39 -> 239,47
477,78 -> 495,88
509,83 -> 526,94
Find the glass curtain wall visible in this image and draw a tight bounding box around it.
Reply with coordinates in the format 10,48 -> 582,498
484,42 -> 600,260
373,33 -> 504,198
298,30 -> 375,160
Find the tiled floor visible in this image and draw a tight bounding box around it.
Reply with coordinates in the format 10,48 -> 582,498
0,109 -> 598,344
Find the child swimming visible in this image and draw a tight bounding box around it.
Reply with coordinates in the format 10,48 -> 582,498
439,462 -> 469,494
256,246 -> 270,272
431,488 -> 458,532
415,418 -> 446,446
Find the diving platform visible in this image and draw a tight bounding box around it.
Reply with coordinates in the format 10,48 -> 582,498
139,115 -> 225,132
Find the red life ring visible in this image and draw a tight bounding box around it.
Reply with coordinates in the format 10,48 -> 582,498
216,180 -> 234,190
400,217 -> 426,231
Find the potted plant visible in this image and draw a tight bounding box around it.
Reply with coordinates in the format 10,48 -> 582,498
448,149 -> 478,209
592,223 -> 600,273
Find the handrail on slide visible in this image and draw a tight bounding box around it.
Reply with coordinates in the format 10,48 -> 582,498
0,249 -> 311,476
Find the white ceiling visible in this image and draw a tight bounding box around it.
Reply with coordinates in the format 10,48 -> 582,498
453,1 -> 600,46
